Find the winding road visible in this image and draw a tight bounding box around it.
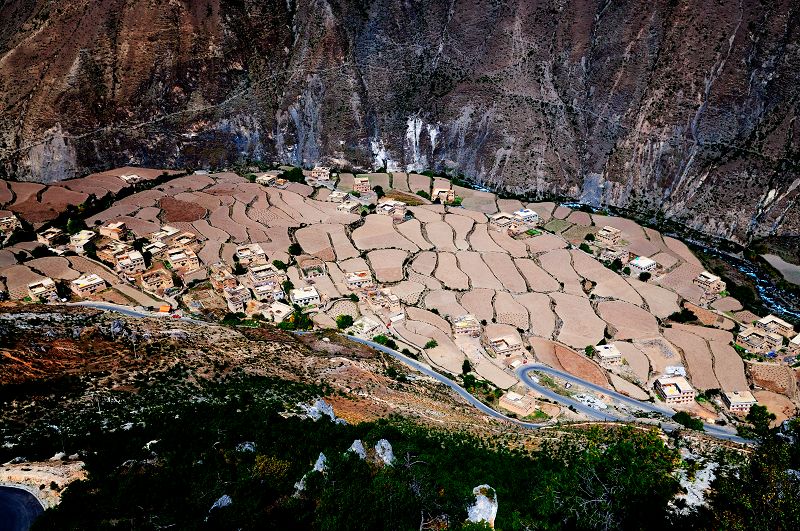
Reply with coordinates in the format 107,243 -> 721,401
74,301 -> 752,443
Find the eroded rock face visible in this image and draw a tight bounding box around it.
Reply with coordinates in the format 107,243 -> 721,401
1,1 -> 798,242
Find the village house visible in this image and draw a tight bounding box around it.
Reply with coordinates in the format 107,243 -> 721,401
484,331 -> 524,358
143,240 -> 168,258
756,314 -> 795,338
252,283 -> 285,302
693,271 -> 726,295
299,256 -> 326,280
722,391 -> 757,415
512,208 -> 540,226
629,256 -> 657,276
453,314 -> 481,337
209,262 -> 238,291
70,274 -> 107,298
337,199 -> 361,213
69,230 -> 97,254
99,221 -> 127,241
376,199 -> 407,221
311,166 -> 332,181
348,316 -> 385,339
0,211 -> 20,235
27,278 -> 59,302
736,326 -> 783,354
488,212 -> 515,232
326,190 -> 348,203
247,263 -> 287,287
353,176 -> 372,194
599,248 -> 630,265
595,344 -> 622,366
431,187 -> 455,204
137,267 -> 174,294
366,287 -> 402,314
261,301 -> 293,323
290,286 -> 321,307
345,270 -> 374,290
115,250 -> 146,275
498,391 -> 538,417
255,170 -> 281,186
95,239 -> 131,264
274,178 -> 289,189
235,243 -> 267,266
149,225 -> 181,244
788,334 -> 800,355
166,247 -> 200,273
119,174 -> 142,184
172,231 -> 198,249
596,226 -> 622,247
654,375 -> 695,405
224,285 -> 252,314
36,227 -> 65,246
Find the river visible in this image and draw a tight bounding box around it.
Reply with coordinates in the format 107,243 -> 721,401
0,487 -> 43,531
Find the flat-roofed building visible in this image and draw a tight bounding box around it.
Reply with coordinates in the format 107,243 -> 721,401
119,174 -> 142,184
37,227 -> 65,246
262,301 -> 293,323
99,221 -> 127,241
290,286 -> 320,307
166,247 -> 200,273
512,208 -> 540,225
596,226 -> 622,247
596,344 -> 622,366
143,240 -> 168,258
224,285 -> 252,314
654,375 -> 695,404
138,267 -> 173,294
376,199 -> 407,221
311,166 -> 332,181
485,331 -> 524,357
69,230 -> 97,254
498,391 -> 538,417
235,243 -> 267,266
366,287 -> 402,313
599,248 -> 630,265
736,327 -> 782,354
209,262 -> 238,291
353,176 -> 372,193
149,225 -> 180,244
722,390 -> 757,414
28,278 -> 58,302
693,271 -> 726,295
274,178 -> 289,189
453,314 -> 481,337
348,315 -> 385,339
756,314 -> 794,338
326,190 -> 348,203
247,263 -> 286,287
95,239 -> 131,264
299,256 -> 326,280
255,171 -> 280,186
252,282 -> 284,302
115,250 -> 146,274
172,232 -> 198,249
70,274 -> 107,297
345,270 -> 374,290
789,334 -> 800,355
0,211 -> 20,234
488,212 -> 515,232
431,187 -> 455,204
630,256 -> 657,276
337,199 -> 360,213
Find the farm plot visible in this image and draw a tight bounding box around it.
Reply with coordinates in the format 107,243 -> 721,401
192,219 -> 230,242
525,202 -> 555,223
482,253 -> 527,293
468,225 -> 506,253
450,206 -> 486,224
496,198 -> 524,213
444,214 -> 474,250
352,215 -> 419,251
113,216 -> 160,237
565,210 -> 592,226
489,230 -> 527,257
118,189 -> 165,208
513,258 -> 560,292
407,206 -> 440,223
405,320 -> 463,374
434,252 -> 469,290
460,190 -> 497,214
553,206 -> 571,219
708,340 -> 748,392
597,301 -> 659,340
135,206 -> 162,223
411,251 -> 437,276
460,289 -> 496,322
662,328 -> 720,391
296,226 -> 336,261
423,289 -> 467,318
159,197 -> 207,222
493,291 -> 529,330
633,338 -> 682,376
405,307 -> 451,335
26,257 -> 80,280
664,236 -> 702,266
550,292 -> 606,349
711,297 -> 743,312
612,342 -> 650,383
626,278 -> 680,318
752,391 -> 796,425
539,250 -> 582,295
86,204 -> 140,225
367,249 -> 408,282
425,221 -> 458,251
524,233 -> 567,254
530,338 -> 609,388
456,251 -> 503,290
392,172 -> 409,191
67,256 -> 118,283
2,265 -> 45,299
391,280 -> 426,304
514,292 -> 555,339
198,240 -> 223,265
570,250 -> 642,304
408,174 -> 431,195
609,374 -> 649,400
396,219 -> 433,250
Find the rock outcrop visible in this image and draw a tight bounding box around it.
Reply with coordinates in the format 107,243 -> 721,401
1,0 -> 798,242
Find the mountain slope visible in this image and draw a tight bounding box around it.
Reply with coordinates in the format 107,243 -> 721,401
0,0 -> 798,242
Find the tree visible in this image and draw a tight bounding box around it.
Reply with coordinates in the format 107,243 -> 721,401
233,262 -> 246,275
462,359 -> 472,375
348,293 -> 359,302
579,242 -> 592,253
372,185 -> 384,198
288,243 -> 303,256
336,314 -> 354,329
350,190 -> 361,198
416,190 -> 431,200
672,411 -> 704,431
745,404 -> 776,438
622,266 -> 631,275
280,167 -> 305,183
65,217 -> 85,235
610,258 -> 623,272
668,308 -> 697,323
584,345 -> 596,357
584,233 -> 595,241
272,260 -> 288,271
639,271 -> 652,281
282,279 -> 294,293
424,339 -> 438,349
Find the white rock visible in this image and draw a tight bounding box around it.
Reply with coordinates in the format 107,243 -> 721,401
49,452 -> 66,461
374,439 -> 394,466
299,399 -> 348,424
313,452 -> 327,473
467,484 -> 498,527
347,439 -> 366,459
294,452 -> 328,494
209,494 -> 232,512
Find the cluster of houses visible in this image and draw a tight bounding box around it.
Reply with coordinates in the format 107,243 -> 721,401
487,208 -> 541,236
0,211 -> 21,242
736,313 -> 799,359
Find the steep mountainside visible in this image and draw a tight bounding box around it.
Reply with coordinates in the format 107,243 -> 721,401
0,0 -> 798,242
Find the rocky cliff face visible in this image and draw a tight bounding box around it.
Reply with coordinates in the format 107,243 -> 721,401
1,0 -> 798,242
